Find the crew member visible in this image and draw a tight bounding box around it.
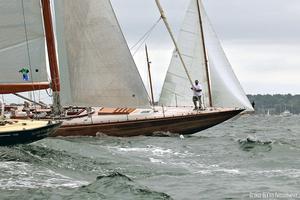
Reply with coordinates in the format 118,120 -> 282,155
191,80 -> 203,110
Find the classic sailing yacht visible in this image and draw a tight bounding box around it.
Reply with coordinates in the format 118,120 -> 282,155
49,0 -> 248,137
0,0 -> 61,145
2,0 -> 249,137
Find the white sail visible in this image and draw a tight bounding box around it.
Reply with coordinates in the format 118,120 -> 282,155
159,0 -> 210,107
54,0 -> 150,108
0,0 -> 48,84
201,3 -> 254,111
160,0 -> 253,111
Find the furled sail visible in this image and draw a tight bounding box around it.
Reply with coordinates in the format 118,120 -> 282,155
160,0 -> 253,111
0,0 -> 49,94
54,0 -> 150,108
159,0 -> 210,107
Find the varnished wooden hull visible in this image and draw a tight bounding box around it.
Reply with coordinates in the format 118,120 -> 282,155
52,109 -> 244,137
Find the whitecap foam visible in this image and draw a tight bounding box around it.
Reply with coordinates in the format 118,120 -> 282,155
109,145 -> 193,158
216,168 -> 241,174
149,158 -> 166,164
255,169 -> 300,178
194,168 -> 242,175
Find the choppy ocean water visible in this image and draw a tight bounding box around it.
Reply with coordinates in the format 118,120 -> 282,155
0,115 -> 299,200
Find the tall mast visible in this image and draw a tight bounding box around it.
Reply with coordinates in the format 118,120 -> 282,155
155,0 -> 194,87
145,45 -> 155,106
196,0 -> 213,107
41,0 -> 61,115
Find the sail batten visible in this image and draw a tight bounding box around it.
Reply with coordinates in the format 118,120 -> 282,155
0,37 -> 43,53
55,0 -> 150,108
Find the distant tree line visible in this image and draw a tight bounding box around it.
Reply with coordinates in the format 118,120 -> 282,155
247,94 -> 300,114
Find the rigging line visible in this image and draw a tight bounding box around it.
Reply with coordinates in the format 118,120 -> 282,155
132,32 -> 153,57
21,0 -> 38,112
130,17 -> 161,51
155,0 -> 194,87
45,88 -> 53,97
21,0 -> 33,85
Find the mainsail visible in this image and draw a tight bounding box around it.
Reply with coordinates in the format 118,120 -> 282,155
0,0 -> 49,94
159,0 -> 253,111
54,0 -> 150,108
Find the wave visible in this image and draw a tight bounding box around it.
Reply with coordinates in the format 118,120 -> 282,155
110,145 -> 193,158
238,136 -> 273,152
0,144 -> 105,174
0,162 -> 87,190
0,171 -> 172,200
70,172 -> 173,200
273,138 -> 300,150
152,131 -> 180,137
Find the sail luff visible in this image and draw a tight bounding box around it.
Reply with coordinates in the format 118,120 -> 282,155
196,0 -> 212,107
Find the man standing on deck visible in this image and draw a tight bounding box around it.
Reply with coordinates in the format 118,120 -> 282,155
191,80 -> 203,110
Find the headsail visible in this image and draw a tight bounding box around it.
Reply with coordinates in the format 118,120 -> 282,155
159,0 -> 253,111
201,4 -> 254,111
54,0 -> 150,108
0,0 -> 49,94
159,0 -> 210,107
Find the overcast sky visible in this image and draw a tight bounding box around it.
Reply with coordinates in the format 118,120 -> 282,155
3,0 -> 299,104
111,0 -> 300,99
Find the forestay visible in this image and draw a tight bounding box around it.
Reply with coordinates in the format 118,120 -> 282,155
0,0 -> 48,84
159,0 -> 210,107
54,0 -> 150,108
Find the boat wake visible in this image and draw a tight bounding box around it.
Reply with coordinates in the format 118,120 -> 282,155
152,131 -> 180,137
